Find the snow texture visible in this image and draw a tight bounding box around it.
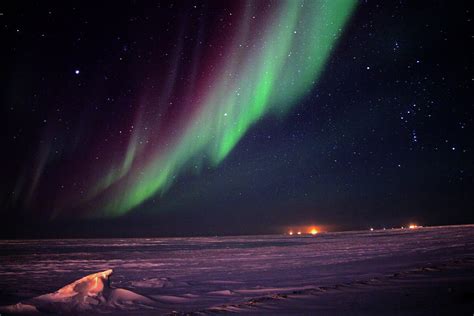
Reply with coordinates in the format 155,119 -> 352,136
1,225 -> 473,314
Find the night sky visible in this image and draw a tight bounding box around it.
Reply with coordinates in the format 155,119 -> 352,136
1,1 -> 472,238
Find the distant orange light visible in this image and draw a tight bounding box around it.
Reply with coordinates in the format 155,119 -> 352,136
310,228 -> 318,235
297,231 -> 302,235
409,224 -> 418,229
289,231 -> 293,235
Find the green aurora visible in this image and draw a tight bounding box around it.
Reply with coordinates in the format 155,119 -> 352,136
85,0 -> 357,217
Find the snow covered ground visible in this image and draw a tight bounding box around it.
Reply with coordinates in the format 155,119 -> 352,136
0,225 -> 473,314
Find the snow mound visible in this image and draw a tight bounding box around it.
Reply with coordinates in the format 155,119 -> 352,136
0,303 -> 40,315
208,289 -> 235,296
43,269 -> 113,300
0,269 -> 159,314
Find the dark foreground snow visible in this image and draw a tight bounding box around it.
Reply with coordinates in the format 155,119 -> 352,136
0,225 -> 473,314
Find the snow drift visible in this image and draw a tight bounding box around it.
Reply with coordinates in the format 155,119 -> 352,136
0,269 -> 158,315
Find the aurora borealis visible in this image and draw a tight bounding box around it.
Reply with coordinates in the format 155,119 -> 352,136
2,1 -> 473,237
95,0 -> 356,216
6,1 -> 357,217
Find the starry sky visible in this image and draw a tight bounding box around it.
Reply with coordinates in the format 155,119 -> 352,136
1,1 -> 472,237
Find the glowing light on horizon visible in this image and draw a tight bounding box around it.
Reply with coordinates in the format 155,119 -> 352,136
310,228 -> 318,235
